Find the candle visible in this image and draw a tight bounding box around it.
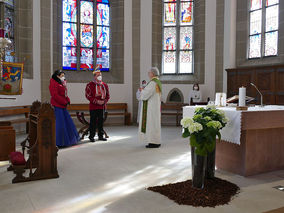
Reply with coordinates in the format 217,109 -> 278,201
238,87 -> 246,107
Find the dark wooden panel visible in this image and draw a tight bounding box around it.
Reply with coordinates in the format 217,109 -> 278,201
276,69 -> 284,91
226,65 -> 284,105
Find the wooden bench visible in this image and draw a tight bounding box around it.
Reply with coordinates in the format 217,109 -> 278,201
0,105 -> 31,133
0,122 -> 15,161
190,97 -> 210,106
161,102 -> 186,126
7,101 -> 59,183
67,103 -> 131,140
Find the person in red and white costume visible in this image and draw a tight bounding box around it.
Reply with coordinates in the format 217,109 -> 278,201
85,65 -> 110,142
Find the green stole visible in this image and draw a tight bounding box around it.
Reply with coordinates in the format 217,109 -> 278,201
141,78 -> 162,133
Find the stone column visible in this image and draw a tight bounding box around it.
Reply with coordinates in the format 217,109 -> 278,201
15,0 -> 33,79
132,0 -> 141,123
40,0 -> 52,102
215,0 -> 225,93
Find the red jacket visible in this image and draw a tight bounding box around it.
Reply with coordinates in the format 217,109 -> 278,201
85,81 -> 110,110
49,78 -> 70,108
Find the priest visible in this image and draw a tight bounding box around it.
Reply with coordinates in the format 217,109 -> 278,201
139,67 -> 162,148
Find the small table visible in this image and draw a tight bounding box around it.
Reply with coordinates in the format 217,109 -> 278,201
183,105 -> 284,176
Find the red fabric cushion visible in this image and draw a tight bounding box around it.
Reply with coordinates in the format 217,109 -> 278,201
10,152 -> 26,165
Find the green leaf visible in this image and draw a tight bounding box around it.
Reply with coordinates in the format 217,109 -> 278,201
195,146 -> 207,156
182,128 -> 190,138
205,140 -> 216,153
217,132 -> 221,140
190,135 -> 198,147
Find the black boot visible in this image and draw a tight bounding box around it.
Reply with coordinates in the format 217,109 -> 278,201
98,137 -> 107,141
89,137 -> 95,142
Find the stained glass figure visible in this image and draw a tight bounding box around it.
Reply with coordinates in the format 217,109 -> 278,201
164,3 -> 176,26
249,35 -> 261,58
180,2 -> 193,25
163,52 -> 176,74
97,3 -> 110,26
266,0 -> 278,6
265,5 -> 278,32
80,24 -> 93,47
80,48 -> 94,69
163,27 -> 176,51
97,49 -> 110,71
5,40 -> 15,62
80,1 -> 93,24
4,7 -> 14,38
97,26 -> 110,49
63,47 -> 77,69
97,0 -> 109,3
63,0 -> 77,22
265,31 -> 278,56
179,51 -> 192,74
250,0 -> 262,11
250,10 -> 262,34
180,27 -> 192,50
63,22 -> 77,46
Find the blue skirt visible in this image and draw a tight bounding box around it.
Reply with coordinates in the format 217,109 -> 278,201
54,107 -> 79,147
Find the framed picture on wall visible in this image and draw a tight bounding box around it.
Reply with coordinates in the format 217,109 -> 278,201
0,62 -> 24,95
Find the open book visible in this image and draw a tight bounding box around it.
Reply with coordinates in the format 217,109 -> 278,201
227,95 -> 255,104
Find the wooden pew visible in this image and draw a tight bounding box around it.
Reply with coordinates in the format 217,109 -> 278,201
0,105 -> 31,133
0,122 -> 15,161
68,103 -> 131,140
161,102 -> 186,126
189,97 -> 210,106
68,103 -> 131,125
8,101 -> 59,183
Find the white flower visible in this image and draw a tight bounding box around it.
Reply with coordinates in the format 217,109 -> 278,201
206,120 -> 222,130
206,105 -> 216,109
181,117 -> 193,128
188,122 -> 203,134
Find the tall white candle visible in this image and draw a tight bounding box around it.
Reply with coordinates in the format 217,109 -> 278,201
239,87 -> 246,107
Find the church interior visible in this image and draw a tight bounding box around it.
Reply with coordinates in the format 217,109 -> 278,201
0,0 -> 284,212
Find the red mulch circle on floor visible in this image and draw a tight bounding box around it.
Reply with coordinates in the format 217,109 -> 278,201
147,177 -> 240,208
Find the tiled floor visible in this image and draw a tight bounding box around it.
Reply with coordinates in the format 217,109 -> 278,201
0,126 -> 283,213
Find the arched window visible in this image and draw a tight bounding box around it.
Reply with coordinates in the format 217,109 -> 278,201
162,0 -> 194,74
249,0 -> 279,58
62,0 -> 110,71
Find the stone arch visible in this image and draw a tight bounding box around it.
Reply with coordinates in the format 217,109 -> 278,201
166,88 -> 184,103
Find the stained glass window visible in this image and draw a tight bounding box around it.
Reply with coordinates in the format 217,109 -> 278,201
4,5 -> 15,62
62,0 -> 110,71
162,0 -> 194,74
248,0 -> 279,58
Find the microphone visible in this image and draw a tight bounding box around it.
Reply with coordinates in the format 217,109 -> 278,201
250,83 -> 264,107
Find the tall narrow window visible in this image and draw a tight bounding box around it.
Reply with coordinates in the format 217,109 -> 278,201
62,0 -> 110,71
249,0 -> 279,59
162,0 -> 194,74
0,0 -> 15,62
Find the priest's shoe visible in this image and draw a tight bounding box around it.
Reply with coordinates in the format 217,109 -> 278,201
146,143 -> 161,148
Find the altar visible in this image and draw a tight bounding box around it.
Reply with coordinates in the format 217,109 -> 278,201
183,105 -> 284,176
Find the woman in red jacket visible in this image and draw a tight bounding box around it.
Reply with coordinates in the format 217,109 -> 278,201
49,70 -> 79,147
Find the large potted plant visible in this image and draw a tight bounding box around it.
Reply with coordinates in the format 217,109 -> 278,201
181,106 -> 228,189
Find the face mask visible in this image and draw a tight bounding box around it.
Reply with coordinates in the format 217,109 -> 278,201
142,83 -> 147,88
97,76 -> 102,81
194,87 -> 198,91
60,76 -> 65,82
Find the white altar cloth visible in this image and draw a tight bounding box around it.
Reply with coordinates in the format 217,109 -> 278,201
183,105 -> 284,145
